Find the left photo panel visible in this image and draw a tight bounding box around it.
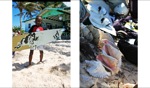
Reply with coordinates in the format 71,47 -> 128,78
12,1 -> 70,87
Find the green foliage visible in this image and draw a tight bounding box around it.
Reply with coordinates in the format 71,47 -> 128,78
20,29 -> 25,34
13,2 -> 43,30
12,26 -> 25,34
36,2 -> 67,9
12,26 -> 21,32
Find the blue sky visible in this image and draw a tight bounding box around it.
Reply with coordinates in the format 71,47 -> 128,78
12,2 -> 70,30
12,2 -> 26,30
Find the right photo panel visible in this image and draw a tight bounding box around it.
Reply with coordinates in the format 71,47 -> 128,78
80,0 -> 138,88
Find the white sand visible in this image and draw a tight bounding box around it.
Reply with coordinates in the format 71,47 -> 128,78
12,40 -> 71,87
80,58 -> 137,88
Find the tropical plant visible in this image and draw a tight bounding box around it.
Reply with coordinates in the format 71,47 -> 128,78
20,29 -> 25,34
37,2 -> 67,9
13,2 -> 42,30
12,26 -> 25,34
12,26 -> 21,32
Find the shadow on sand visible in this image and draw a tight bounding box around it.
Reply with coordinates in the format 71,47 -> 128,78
12,62 -> 36,71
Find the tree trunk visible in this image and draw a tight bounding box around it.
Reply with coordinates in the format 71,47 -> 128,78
20,14 -> 22,30
20,9 -> 22,30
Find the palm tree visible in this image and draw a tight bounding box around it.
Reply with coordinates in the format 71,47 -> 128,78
13,1 -> 42,30
37,2 -> 67,9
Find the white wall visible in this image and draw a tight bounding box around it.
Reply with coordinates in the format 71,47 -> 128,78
24,19 -> 35,32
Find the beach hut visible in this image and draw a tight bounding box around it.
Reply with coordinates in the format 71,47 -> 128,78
23,7 -> 70,32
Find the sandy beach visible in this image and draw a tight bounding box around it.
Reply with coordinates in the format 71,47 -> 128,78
12,40 -> 71,87
80,57 -> 137,88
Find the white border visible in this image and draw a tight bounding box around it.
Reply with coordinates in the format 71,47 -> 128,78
0,1 -> 12,87
71,0 -> 79,87
138,0 -> 150,87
